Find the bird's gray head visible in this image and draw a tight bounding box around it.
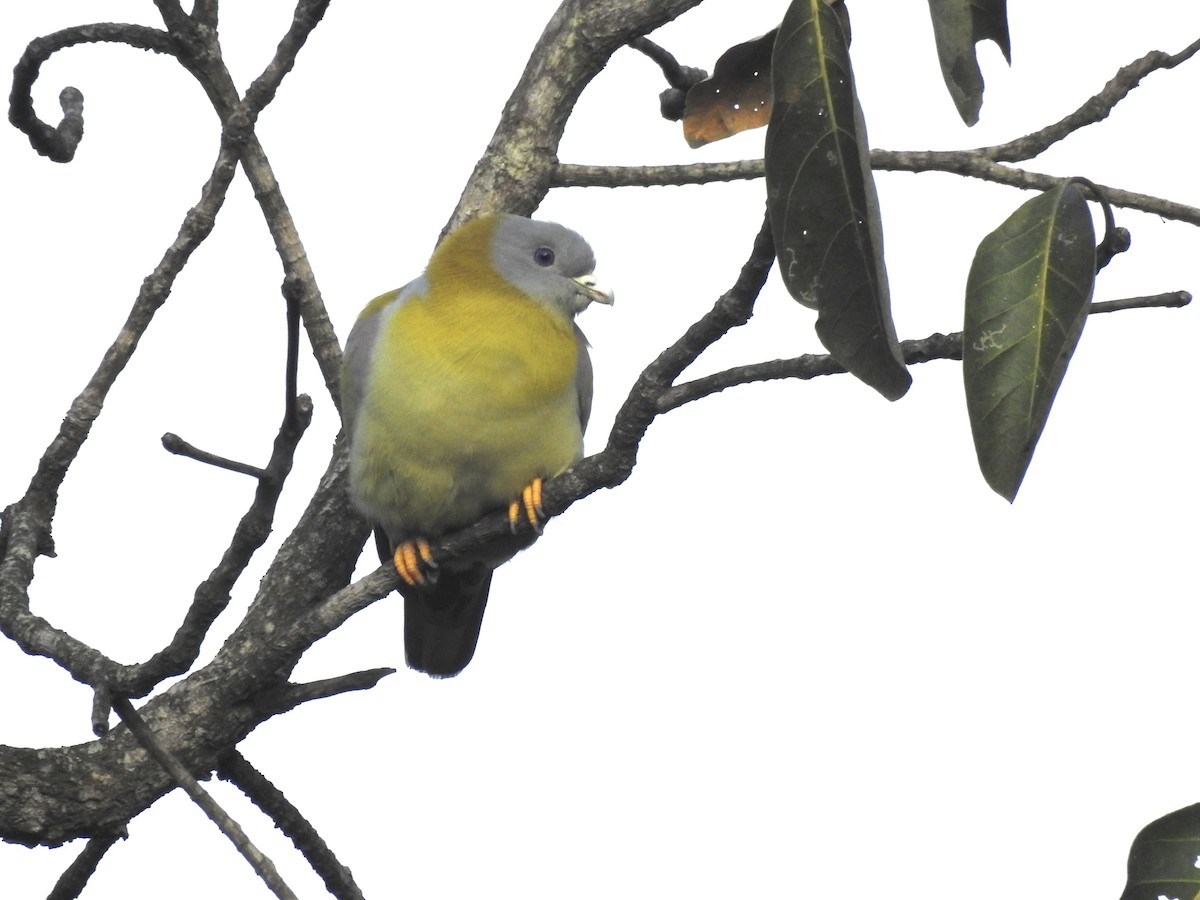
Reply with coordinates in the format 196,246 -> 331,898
490,214 -> 614,317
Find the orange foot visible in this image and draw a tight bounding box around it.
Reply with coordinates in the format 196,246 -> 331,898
393,538 -> 437,586
507,477 -> 546,534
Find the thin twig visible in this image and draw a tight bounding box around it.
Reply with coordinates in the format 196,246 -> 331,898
8,23 -> 176,161
553,160 -> 763,187
112,697 -> 298,900
260,668 -> 397,716
627,36 -> 705,91
161,433 -> 267,479
0,1 -> 327,699
127,394 -> 314,696
0,134 -> 244,693
90,686 -> 112,737
981,38 -> 1200,163
1091,290 -> 1191,313
656,291 -> 1193,411
46,833 -> 124,900
872,151 -> 1200,226
219,751 -> 368,900
555,154 -> 1200,225
627,35 -> 707,121
282,274 -> 303,431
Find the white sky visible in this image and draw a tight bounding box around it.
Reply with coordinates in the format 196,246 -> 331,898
1,2 -> 1198,898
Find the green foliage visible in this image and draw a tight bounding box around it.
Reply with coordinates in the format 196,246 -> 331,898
962,182 -> 1096,501
1120,803 -> 1200,900
927,0 -> 1012,124
765,0 -> 910,401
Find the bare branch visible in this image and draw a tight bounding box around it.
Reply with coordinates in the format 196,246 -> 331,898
161,433 -> 268,479
628,36 -> 705,91
47,833 -> 125,900
451,0 -> 707,226
218,751 -> 368,900
628,36 -> 708,121
112,698 -> 300,900
0,0 -> 335,702
0,136 -> 242,690
981,38 -> 1200,163
556,153 -> 1200,225
871,151 -> 1200,225
657,291 -> 1193,412
1091,290 -> 1192,314
3,0 -> 1193,868
554,160 -> 764,187
261,668 -> 397,716
8,24 -> 176,161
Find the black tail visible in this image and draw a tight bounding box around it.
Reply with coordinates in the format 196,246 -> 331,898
402,566 -> 492,678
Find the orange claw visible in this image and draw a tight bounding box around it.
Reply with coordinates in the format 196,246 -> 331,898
393,537 -> 436,586
508,477 -> 545,534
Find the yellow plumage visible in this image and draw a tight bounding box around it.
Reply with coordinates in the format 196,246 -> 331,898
341,213 -> 611,676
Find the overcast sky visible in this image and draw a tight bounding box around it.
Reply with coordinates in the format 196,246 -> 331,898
2,2 -> 1198,898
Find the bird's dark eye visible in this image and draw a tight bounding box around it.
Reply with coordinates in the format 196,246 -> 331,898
533,247 -> 555,267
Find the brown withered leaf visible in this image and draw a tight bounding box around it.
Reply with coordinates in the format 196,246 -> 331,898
682,30 -> 775,148
680,1 -> 849,148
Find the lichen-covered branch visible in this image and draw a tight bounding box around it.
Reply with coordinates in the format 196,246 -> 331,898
0,0 -> 723,851
450,0 -> 706,227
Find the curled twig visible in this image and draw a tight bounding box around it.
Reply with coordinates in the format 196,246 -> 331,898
0,0 -> 329,701
8,23 -> 176,161
628,35 -> 707,120
628,36 -> 705,91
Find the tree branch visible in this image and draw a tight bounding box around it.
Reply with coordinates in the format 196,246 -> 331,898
0,0 -> 371,847
218,751 -> 368,900
8,23 -> 177,161
980,38 -> 1200,163
657,291 -> 1193,412
113,697 -> 299,900
450,0 -> 707,227
3,0 -> 1194,870
553,38 -> 1200,227
340,213 -> 778,581
47,833 -> 124,900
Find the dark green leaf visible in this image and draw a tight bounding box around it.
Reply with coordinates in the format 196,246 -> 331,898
765,0 -> 910,401
927,0 -> 1011,125
963,182 -> 1096,501
1120,803 -> 1200,900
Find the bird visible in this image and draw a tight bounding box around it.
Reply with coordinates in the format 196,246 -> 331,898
340,213 -> 613,677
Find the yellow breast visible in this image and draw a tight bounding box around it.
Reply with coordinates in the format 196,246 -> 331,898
350,243 -> 583,538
